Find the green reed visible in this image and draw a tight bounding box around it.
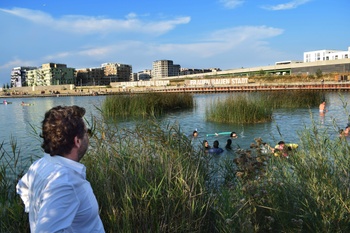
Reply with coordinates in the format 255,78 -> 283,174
83,120 -> 218,232
206,91 -> 325,123
0,139 -> 33,232
4,102 -> 350,232
206,94 -> 274,123
215,122 -> 350,232
101,92 -> 194,120
264,90 -> 325,109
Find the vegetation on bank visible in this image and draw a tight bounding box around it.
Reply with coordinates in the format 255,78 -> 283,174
101,92 -> 194,120
2,116 -> 350,232
206,91 -> 326,124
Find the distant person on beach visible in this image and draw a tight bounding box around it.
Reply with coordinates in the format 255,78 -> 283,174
16,105 -> 105,232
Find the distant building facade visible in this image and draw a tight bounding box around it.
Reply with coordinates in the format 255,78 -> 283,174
10,66 -> 37,87
304,47 -> 350,62
179,68 -> 221,76
137,69 -> 152,81
101,63 -> 132,82
26,63 -> 75,86
152,60 -> 180,79
75,67 -> 105,86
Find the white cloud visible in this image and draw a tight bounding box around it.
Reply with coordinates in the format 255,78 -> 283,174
220,0 -> 244,9
261,0 -> 312,10
0,7 -> 284,80
0,8 -> 190,35
6,24 -> 282,71
0,58 -> 37,71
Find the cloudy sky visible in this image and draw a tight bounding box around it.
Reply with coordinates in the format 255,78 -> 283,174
0,0 -> 349,85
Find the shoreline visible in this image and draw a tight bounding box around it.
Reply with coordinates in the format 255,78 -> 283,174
2,80 -> 349,99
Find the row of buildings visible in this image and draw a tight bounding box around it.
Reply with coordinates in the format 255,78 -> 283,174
9,47 -> 350,87
10,60 -> 220,87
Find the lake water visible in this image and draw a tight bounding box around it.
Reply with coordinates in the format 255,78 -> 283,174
1,92 -> 349,164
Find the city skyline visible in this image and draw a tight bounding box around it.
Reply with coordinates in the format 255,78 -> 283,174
1,0 -> 349,85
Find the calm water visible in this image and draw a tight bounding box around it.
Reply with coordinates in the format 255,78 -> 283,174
1,92 -> 349,163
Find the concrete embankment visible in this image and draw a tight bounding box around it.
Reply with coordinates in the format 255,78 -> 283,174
1,81 -> 350,98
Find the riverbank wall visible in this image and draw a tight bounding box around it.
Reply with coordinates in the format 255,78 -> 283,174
1,81 -> 350,99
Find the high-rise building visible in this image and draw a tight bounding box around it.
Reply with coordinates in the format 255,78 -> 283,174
76,67 -> 105,86
101,63 -> 132,82
152,60 -> 180,79
10,66 -> 37,87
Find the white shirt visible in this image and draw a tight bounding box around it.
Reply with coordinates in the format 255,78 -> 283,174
16,154 -> 105,233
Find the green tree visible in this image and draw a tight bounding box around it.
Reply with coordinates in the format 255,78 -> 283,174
315,69 -> 323,79
258,69 -> 266,76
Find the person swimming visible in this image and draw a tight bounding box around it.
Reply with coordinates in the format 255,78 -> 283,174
203,140 -> 211,152
208,140 -> 224,154
230,132 -> 238,139
225,139 -> 232,150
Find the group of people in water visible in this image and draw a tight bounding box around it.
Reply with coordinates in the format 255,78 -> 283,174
192,130 -> 239,154
188,100 -> 340,157
192,129 -> 299,157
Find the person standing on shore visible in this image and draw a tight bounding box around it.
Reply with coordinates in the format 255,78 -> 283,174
16,105 -> 105,233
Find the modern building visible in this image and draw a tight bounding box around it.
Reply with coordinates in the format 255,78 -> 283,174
10,66 -> 37,87
26,63 -> 75,86
137,69 -> 152,81
152,60 -> 180,79
75,67 -> 105,86
101,63 -> 132,82
304,47 -> 350,62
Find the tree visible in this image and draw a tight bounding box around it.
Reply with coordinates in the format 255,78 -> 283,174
258,69 -> 266,76
315,69 -> 323,79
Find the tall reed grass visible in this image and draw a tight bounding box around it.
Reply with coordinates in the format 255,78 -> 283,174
264,90 -> 325,109
206,94 -> 273,123
0,139 -> 32,232
3,105 -> 350,232
101,92 -> 194,120
83,120 -> 218,232
206,91 -> 325,123
215,124 -> 350,232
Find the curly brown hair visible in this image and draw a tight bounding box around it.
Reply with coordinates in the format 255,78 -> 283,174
41,105 -> 86,156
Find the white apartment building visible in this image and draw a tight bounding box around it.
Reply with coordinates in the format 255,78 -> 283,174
304,47 -> 350,62
11,66 -> 37,87
152,60 -> 180,79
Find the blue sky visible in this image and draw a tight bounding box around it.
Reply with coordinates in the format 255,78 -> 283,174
1,0 -> 349,86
